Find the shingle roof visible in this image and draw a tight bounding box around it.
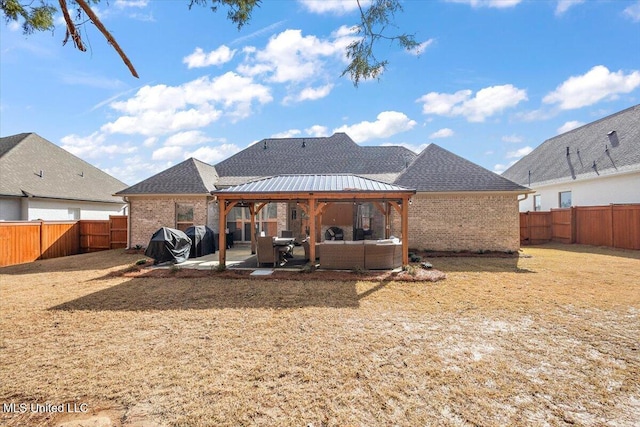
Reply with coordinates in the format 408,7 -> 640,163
215,174 -> 414,194
502,105 -> 640,186
214,133 -> 417,185
395,143 -> 529,192
0,133 -> 127,203
116,158 -> 218,195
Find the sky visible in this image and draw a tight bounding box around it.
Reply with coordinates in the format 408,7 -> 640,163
1,0 -> 639,186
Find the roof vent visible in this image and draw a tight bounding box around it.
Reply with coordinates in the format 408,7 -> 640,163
607,130 -> 619,147
35,170 -> 43,178
302,139 -> 306,148
566,146 -> 570,156
263,140 -> 267,150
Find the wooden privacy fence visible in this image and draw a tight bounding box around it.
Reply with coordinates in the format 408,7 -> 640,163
0,216 -> 128,267
520,204 -> 640,250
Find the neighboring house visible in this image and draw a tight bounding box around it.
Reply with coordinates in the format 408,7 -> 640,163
0,133 -> 127,221
119,133 -> 528,252
502,105 -> 640,212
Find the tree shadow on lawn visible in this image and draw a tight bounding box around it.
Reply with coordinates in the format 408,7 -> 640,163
419,254 -> 533,273
49,277 -> 393,311
0,249 -> 148,275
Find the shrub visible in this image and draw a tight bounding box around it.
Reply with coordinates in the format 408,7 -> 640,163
300,263 -> 315,274
135,259 -> 147,266
402,264 -> 418,276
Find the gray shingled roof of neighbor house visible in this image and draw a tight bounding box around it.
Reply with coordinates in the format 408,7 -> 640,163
215,174 -> 414,194
214,133 -> 417,186
502,104 -> 640,186
0,133 -> 127,203
116,157 -> 218,195
394,143 -> 530,192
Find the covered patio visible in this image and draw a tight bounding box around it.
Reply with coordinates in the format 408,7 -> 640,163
213,174 -> 416,269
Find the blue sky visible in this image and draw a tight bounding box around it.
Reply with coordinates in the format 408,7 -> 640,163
1,0 -> 639,186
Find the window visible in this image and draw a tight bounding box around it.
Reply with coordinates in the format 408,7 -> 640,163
533,195 -> 541,211
176,204 -> 194,231
559,191 -> 572,208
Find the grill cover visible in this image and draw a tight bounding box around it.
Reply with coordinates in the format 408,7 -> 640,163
145,227 -> 192,264
185,226 -> 216,258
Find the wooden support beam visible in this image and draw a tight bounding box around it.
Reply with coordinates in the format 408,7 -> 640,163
249,204 -> 256,254
308,197 -> 317,263
401,196 -> 410,266
218,199 -> 227,268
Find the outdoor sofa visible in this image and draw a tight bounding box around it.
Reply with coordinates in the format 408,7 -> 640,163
303,239 -> 402,270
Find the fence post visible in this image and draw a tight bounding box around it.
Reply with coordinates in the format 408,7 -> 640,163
38,220 -> 44,260
610,204 -> 615,248
570,207 -> 577,243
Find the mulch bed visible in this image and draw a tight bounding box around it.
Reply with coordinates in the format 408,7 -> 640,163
115,260 -> 446,282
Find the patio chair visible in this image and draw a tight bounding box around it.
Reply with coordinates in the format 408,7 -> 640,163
256,236 -> 278,267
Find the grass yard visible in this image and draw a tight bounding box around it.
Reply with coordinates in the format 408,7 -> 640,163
1,244 -> 638,426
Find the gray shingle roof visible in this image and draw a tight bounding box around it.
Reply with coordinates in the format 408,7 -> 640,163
395,144 -> 529,192
215,174 -> 414,194
116,158 -> 218,195
214,133 -> 417,185
0,133 -> 127,203
502,105 -> 640,186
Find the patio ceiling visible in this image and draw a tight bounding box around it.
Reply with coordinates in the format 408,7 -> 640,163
212,174 -> 416,268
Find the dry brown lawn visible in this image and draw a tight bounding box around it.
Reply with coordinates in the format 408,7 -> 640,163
1,244 -> 638,426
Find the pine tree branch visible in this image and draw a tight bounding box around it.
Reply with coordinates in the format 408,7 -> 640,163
75,0 -> 139,78
59,0 -> 85,51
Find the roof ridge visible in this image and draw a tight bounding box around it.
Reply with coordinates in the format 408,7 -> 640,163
545,103 -> 640,142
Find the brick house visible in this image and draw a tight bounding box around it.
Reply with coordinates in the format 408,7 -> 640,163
117,133 -> 529,252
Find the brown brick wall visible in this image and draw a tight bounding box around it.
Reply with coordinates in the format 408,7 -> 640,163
391,193 -> 520,252
128,196 -> 210,248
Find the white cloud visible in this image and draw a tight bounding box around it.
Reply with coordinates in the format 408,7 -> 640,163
305,125 -> 330,137
114,0 -> 149,8
555,0 -> 585,16
183,46 -> 236,68
60,132 -> 137,159
408,39 -> 435,56
446,0 -> 522,9
185,144 -> 241,164
164,131 -> 214,146
152,146 -> 183,161
102,73 -> 272,136
103,155 -> 166,186
143,137 -> 157,147
557,120 -> 585,134
284,84 -> 334,104
333,111 -> 417,143
623,1 -> 640,22
493,161 -> 517,174
543,65 -> 640,110
429,128 -> 454,139
271,129 -> 301,138
298,0 -> 368,14
506,146 -> 533,158
502,134 -> 523,143
417,84 -> 528,122
238,27 -> 358,84
382,142 -> 429,154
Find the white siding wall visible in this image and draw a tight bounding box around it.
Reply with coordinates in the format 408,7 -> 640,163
26,198 -> 126,220
0,198 -> 21,220
519,172 -> 640,212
